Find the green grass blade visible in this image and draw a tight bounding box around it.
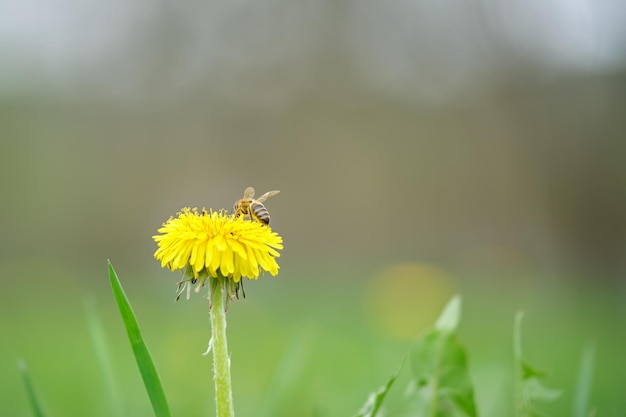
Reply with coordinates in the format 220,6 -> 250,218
84,296 -> 125,416
17,360 -> 48,417
354,365 -> 401,417
108,261 -> 171,417
572,343 -> 595,417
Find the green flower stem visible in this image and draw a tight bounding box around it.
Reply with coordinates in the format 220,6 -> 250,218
210,275 -> 235,417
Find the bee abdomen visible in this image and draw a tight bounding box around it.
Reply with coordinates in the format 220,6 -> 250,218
251,202 -> 271,225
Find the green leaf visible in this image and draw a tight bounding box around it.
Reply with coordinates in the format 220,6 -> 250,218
435,295 -> 462,333
108,261 -> 171,417
410,331 -> 477,417
17,360 -> 47,417
521,360 -> 549,380
409,296 -> 477,417
513,312 -> 562,417
354,365 -> 401,417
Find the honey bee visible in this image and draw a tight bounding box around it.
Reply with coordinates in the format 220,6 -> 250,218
233,187 -> 280,225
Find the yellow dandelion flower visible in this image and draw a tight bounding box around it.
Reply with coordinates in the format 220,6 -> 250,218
153,208 -> 283,298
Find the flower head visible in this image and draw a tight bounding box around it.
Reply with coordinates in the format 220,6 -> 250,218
153,208 -> 283,299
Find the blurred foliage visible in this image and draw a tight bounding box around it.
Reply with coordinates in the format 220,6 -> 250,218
2,263 -> 625,416
514,312 -> 563,417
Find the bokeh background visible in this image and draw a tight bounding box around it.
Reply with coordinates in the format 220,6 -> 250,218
1,1 -> 626,416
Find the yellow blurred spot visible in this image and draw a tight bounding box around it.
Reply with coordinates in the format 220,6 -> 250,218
362,262 -> 457,340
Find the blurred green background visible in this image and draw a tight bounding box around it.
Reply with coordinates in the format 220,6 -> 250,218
1,1 -> 626,416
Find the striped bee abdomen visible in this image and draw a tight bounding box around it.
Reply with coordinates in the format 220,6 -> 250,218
251,202 -> 271,225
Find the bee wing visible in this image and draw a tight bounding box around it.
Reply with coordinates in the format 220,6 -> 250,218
256,190 -> 280,202
243,187 -> 256,199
